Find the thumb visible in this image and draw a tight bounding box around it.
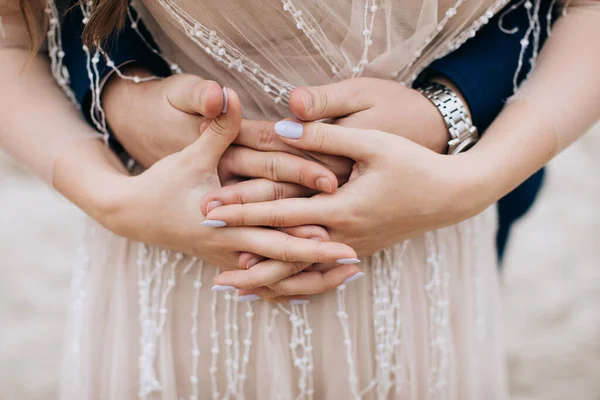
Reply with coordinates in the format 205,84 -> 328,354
164,74 -> 224,118
289,79 -> 373,121
184,87 -> 242,169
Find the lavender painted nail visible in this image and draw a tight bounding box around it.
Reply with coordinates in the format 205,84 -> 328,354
289,299 -> 310,305
202,220 -> 227,228
237,294 -> 261,303
222,87 -> 229,114
274,120 -> 303,139
336,258 -> 361,264
343,272 -> 365,285
212,285 -> 236,292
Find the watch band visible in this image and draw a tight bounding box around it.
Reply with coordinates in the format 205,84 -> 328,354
417,82 -> 479,155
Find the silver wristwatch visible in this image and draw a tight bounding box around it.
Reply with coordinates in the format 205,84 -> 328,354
417,82 -> 479,155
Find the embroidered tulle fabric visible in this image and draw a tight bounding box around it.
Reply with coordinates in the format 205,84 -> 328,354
0,0 -> 598,398
59,1 -> 511,399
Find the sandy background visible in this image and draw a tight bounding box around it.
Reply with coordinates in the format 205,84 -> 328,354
0,124 -> 598,399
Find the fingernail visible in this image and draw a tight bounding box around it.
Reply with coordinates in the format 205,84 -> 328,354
343,272 -> 365,285
315,177 -> 333,193
309,237 -> 322,242
246,257 -> 261,269
212,285 -> 236,292
299,88 -> 313,112
222,87 -> 229,114
274,120 -> 303,139
237,294 -> 261,302
202,220 -> 227,228
207,200 -> 223,213
289,299 -> 310,305
336,258 -> 361,264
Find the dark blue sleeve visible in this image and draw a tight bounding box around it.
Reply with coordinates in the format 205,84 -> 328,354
418,0 -> 555,133
417,1 -> 556,262
61,3 -> 171,122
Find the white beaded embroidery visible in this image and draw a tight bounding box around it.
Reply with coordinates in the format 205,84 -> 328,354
157,0 -> 295,105
209,269 -> 221,400
278,303 -> 315,399
281,0 -> 342,75
424,231 -> 450,394
45,0 -> 79,107
352,0 -> 379,77
188,258 -> 202,400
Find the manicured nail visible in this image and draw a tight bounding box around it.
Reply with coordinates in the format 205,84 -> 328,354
315,177 -> 333,193
343,272 -> 365,285
336,258 -> 361,264
274,120 -> 303,139
207,200 -> 222,213
212,285 -> 236,292
289,299 -> 310,305
237,294 -> 260,303
222,87 -> 229,114
246,257 -> 261,269
202,220 -> 227,228
299,88 -> 313,112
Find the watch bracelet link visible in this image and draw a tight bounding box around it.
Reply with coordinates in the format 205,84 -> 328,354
417,82 -> 479,155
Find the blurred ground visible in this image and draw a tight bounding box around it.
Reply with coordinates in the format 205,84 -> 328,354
0,125 -> 598,400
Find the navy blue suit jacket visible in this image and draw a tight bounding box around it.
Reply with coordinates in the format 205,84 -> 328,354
61,1 -> 552,261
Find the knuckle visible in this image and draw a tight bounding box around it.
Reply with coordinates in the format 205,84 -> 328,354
268,212 -> 285,228
256,121 -> 276,148
315,88 -> 329,116
236,204 -> 249,226
266,155 -> 281,181
271,182 -> 287,200
233,188 -> 246,205
297,163 -> 309,187
210,115 -> 233,136
313,125 -> 330,152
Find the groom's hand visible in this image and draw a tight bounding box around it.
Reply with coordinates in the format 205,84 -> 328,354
102,68 -> 339,193
288,77 -> 458,154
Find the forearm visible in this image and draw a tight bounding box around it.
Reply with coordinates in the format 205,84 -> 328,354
467,7 -> 600,206
0,46 -> 127,221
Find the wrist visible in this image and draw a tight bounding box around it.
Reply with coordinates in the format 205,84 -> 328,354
413,90 -> 450,154
53,138 -> 131,227
428,76 -> 473,120
417,78 -> 478,155
102,65 -> 158,135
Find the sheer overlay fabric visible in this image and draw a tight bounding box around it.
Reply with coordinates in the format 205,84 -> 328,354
61,1 -> 515,399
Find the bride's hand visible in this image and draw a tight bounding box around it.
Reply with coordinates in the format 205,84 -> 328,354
203,120 -> 487,277
98,92 -> 359,272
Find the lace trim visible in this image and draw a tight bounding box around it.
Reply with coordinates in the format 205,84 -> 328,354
45,0 -> 79,108
281,0 -> 343,75
157,0 -> 295,105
